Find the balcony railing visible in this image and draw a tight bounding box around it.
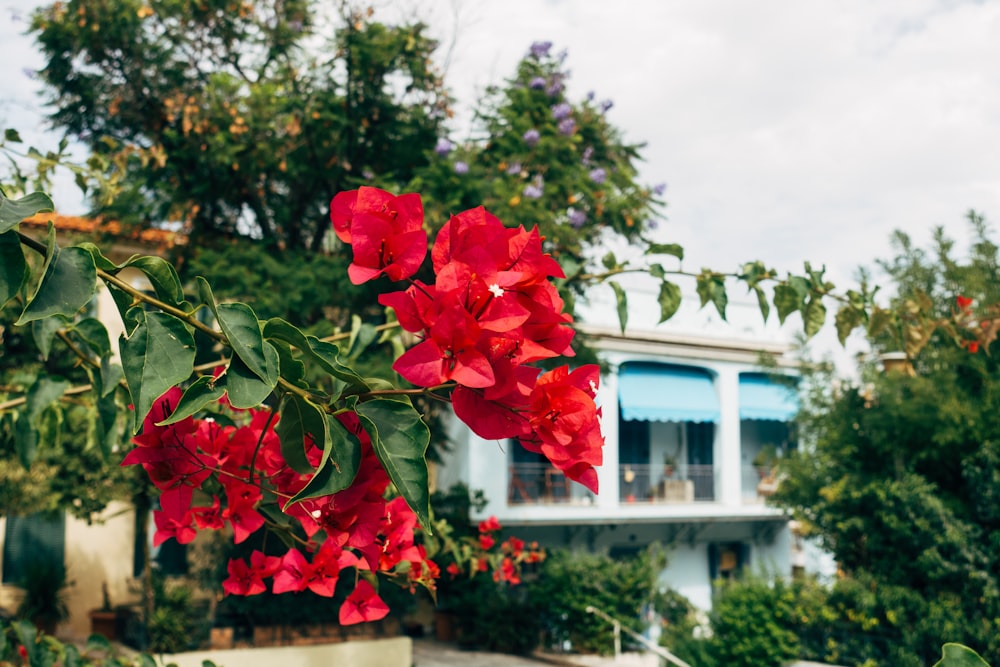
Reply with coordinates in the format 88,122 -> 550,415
508,463 -> 595,505
619,463 -> 715,503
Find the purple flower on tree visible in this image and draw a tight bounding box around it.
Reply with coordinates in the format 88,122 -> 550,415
529,41 -> 553,59
529,76 -> 547,90
435,138 -> 453,156
581,146 -> 594,164
546,81 -> 564,97
523,129 -> 541,147
599,99 -> 614,113
506,162 -> 523,176
524,175 -> 545,199
558,118 -> 576,135
653,182 -> 668,196
567,208 -> 587,227
454,161 -> 469,174
551,103 -> 572,120
589,168 -> 607,184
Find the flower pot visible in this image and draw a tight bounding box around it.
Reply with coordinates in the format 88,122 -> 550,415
434,610 -> 458,642
89,609 -> 121,640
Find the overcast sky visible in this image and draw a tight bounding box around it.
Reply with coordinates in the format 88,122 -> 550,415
3,0 -> 999,350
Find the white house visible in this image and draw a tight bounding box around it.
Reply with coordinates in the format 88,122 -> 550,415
436,284 -> 813,611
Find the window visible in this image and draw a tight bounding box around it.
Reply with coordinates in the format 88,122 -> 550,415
2,513 -> 66,584
708,541 -> 750,581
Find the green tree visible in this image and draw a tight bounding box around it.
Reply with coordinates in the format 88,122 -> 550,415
773,214 -> 1000,663
31,1 -> 447,253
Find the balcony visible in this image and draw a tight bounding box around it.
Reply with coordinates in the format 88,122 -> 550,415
618,463 -> 716,503
507,463 -> 595,505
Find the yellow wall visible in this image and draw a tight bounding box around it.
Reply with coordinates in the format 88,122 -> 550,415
0,501 -> 138,639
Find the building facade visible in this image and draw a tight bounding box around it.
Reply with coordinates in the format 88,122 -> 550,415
436,323 -> 804,610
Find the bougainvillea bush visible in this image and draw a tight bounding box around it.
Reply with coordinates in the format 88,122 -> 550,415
0,183 -> 598,625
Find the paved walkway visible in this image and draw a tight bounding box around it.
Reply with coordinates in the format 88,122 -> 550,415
412,640 -> 572,667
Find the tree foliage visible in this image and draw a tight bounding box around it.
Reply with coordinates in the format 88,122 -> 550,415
773,215 -> 1000,663
31,0 -> 448,252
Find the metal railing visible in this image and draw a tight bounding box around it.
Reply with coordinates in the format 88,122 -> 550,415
585,605 -> 692,667
619,463 -> 716,503
508,463 -> 594,504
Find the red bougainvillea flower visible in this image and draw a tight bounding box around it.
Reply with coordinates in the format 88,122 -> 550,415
153,486 -> 196,547
271,548 -> 312,595
122,387 -> 210,490
222,557 -> 267,596
330,186 -> 426,284
956,295 -> 974,311
523,365 -> 604,493
339,579 -> 390,625
478,516 -> 501,533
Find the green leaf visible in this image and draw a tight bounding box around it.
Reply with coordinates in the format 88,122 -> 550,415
198,277 -> 273,385
71,319 -> 122,396
645,242 -> 684,260
77,242 -> 121,272
270,339 -> 306,385
355,398 -> 431,531
14,413 -> 39,468
773,283 -> 802,324
0,230 -> 27,307
346,313 -> 378,361
657,281 -> 682,323
5,128 -> 23,142
16,227 -> 97,325
601,251 -> 617,270
933,643 -> 990,667
262,317 -> 369,392
868,307 -> 892,338
286,415 -> 362,506
225,342 -> 279,409
802,297 -> 827,339
120,311 -> 196,433
31,315 -> 68,360
695,272 -> 728,320
752,285 -> 770,322
71,317 -> 112,356
0,191 -> 54,232
157,376 -> 226,426
608,281 -> 628,333
834,305 -> 862,345
126,256 -> 185,306
94,386 -> 119,459
648,263 -> 665,279
274,393 -> 327,475
16,376 -> 71,466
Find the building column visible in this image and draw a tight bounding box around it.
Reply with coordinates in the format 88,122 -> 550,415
715,367 -> 742,506
595,367 -> 620,509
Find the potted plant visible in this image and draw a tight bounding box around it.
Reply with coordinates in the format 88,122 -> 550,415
663,454 -> 677,478
15,558 -> 71,636
752,444 -> 779,480
89,582 -> 123,640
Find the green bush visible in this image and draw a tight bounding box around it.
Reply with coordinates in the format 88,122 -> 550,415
528,547 -> 665,655
706,574 -> 799,667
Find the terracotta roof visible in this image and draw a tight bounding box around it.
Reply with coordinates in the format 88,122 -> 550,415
21,213 -> 184,248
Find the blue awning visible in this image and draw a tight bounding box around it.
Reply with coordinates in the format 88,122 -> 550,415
618,364 -> 719,423
739,374 -> 798,421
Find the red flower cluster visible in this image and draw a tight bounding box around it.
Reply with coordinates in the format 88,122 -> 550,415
336,188 -> 604,492
443,515 -> 545,586
120,185 -> 602,624
124,389 -> 434,624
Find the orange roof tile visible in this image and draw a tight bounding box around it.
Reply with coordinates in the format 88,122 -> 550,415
21,213 -> 184,247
